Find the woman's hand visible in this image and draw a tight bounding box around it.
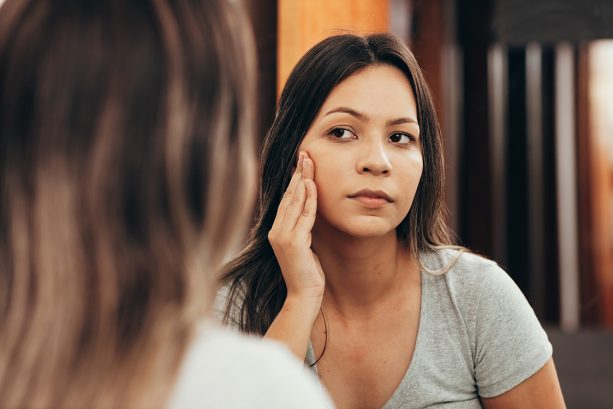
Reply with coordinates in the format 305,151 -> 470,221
268,151 -> 325,302
265,151 -> 324,359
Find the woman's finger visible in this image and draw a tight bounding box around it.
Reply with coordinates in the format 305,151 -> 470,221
294,178 -> 317,234
282,177 -> 307,229
274,152 -> 304,224
302,154 -> 315,181
285,151 -> 305,197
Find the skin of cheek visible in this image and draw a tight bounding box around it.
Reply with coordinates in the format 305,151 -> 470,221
380,151 -> 423,234
301,141 -> 424,239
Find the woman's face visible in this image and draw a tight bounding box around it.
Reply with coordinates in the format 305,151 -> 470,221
298,64 -> 423,239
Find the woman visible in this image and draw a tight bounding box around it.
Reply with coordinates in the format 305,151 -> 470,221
0,0 -> 332,408
220,33 -> 566,408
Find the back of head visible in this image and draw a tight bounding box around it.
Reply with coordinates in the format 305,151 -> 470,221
0,0 -> 255,407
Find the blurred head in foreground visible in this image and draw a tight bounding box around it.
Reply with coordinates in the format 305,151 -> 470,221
0,0 -> 255,407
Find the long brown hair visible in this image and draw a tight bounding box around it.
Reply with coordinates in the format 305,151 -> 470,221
0,0 -> 255,407
221,33 -> 452,335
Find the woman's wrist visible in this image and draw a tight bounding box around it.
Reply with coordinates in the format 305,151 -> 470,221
264,292 -> 322,360
284,292 -> 323,325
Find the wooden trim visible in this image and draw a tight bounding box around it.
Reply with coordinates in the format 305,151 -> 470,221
576,44 -> 598,325
410,0 -> 462,233
244,0 -> 278,146
582,42 -> 613,326
277,0 -> 389,93
410,0 -> 445,125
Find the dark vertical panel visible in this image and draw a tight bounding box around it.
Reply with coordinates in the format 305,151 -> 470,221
541,46 -> 560,323
457,0 -> 494,255
506,47 -> 530,295
243,0 -> 277,147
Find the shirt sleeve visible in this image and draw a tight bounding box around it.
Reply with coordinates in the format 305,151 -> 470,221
168,325 -> 335,409
473,263 -> 553,398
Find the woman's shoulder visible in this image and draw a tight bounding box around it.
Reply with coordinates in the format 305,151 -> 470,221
419,247 -> 552,397
169,322 -> 334,409
420,247 -> 504,285
419,246 -> 526,313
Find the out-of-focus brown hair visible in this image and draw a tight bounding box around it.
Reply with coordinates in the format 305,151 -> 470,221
0,0 -> 256,407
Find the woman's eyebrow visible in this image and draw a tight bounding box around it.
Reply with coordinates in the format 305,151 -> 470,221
387,117 -> 419,127
323,106 -> 419,126
323,107 -> 369,121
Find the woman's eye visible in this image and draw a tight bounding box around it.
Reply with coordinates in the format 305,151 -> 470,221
389,132 -> 414,144
329,128 -> 356,140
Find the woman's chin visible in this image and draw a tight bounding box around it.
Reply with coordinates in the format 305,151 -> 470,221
335,216 -> 398,239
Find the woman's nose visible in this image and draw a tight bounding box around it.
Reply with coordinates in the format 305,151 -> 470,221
356,139 -> 392,175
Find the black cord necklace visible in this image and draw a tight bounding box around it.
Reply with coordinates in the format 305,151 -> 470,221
309,305 -> 329,367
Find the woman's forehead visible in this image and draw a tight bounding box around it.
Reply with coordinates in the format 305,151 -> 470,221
317,65 -> 418,122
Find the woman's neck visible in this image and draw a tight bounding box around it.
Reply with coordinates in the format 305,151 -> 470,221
311,224 -> 419,319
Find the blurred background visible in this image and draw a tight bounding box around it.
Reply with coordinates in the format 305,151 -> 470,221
241,0 -> 613,407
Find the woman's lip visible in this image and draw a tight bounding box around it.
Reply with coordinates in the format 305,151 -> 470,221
348,189 -> 394,202
350,196 -> 390,208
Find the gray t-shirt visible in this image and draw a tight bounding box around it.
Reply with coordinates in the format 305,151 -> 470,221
306,249 -> 552,408
219,248 -> 552,408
